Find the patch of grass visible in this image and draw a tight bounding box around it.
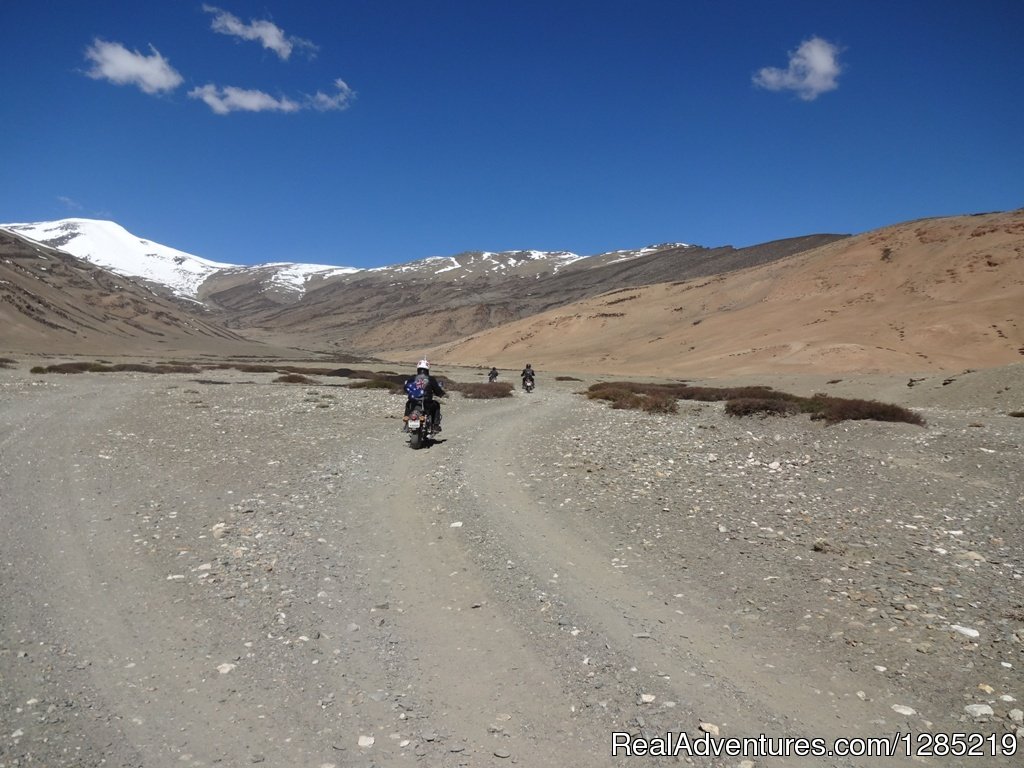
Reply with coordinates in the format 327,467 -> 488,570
1009,411 -> 1024,418
584,381 -> 924,426
30,361 -> 201,374
275,373 -> 316,384
806,394 -> 925,426
234,364 -> 282,373
640,393 -> 678,414
446,381 -> 514,399
555,375 -> 582,381
348,379 -> 401,391
725,398 -> 802,418
0,357 -> 16,369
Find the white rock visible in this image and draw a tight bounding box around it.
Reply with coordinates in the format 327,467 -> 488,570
639,694 -> 656,703
450,521 -> 463,528
891,704 -> 917,716
950,624 -> 980,639
217,663 -> 236,674
1009,709 -> 1024,724
358,735 -> 375,747
964,704 -> 994,718
699,722 -> 720,736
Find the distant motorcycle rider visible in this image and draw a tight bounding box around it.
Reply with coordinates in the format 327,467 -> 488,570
488,366 -> 499,383
520,363 -> 536,389
404,359 -> 446,432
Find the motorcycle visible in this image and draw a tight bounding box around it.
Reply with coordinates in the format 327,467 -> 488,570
488,370 -> 498,383
403,396 -> 434,449
522,375 -> 535,393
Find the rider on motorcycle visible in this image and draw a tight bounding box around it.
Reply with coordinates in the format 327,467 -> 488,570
488,366 -> 499,383
404,359 -> 446,432
521,363 -> 536,389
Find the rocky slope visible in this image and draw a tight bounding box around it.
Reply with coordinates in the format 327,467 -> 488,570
0,229 -> 278,357
415,210 -> 1024,376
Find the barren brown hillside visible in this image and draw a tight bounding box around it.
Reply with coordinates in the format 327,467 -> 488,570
0,230 -> 285,358
403,210 -> 1024,376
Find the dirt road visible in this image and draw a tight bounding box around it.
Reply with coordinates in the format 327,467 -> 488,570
1,368 -> 1021,767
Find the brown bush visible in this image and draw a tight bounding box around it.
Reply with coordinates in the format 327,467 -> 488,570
446,381 -> 514,399
640,394 -> 679,414
585,381 -> 924,426
29,361 -> 201,374
235,364 -> 282,373
0,357 -> 16,369
1009,411 -> 1024,418
814,397 -> 926,426
610,393 -> 644,409
348,379 -> 401,391
275,374 -> 315,384
725,398 -> 801,418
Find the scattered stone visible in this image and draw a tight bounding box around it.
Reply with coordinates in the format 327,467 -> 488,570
699,722 -> 720,737
957,551 -> 987,562
964,704 -> 994,718
494,748 -> 512,758
358,735 -> 375,748
217,663 -> 236,674
950,624 -> 980,639
891,704 -> 917,716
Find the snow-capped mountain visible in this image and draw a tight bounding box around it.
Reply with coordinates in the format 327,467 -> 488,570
0,219 -> 601,298
1,216 -> 850,358
1,219 -> 235,299
0,219 -> 361,300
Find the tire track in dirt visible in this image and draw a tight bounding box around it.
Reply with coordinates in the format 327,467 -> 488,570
429,386 -> 921,767
361,399 -> 622,766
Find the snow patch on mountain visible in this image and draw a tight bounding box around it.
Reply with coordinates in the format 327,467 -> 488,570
2,219 -> 235,298
257,262 -> 362,290
0,219 -> 363,298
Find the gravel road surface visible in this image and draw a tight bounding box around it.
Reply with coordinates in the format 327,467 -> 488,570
1,366 -> 1021,767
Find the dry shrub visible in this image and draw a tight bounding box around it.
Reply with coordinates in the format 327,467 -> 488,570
275,373 -> 315,384
585,381 -> 924,427
810,396 -> 925,426
348,379 -> 401,391
235,364 -> 282,373
640,393 -> 678,414
281,366 -> 338,376
610,393 -> 644,409
446,381 -> 514,399
0,357 -> 16,369
1009,411 -> 1024,418
725,398 -> 801,418
555,375 -> 582,381
30,361 -> 200,374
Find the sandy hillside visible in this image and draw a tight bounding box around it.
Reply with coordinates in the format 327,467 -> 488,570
401,210 -> 1024,377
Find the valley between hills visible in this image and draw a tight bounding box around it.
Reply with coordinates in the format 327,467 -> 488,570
1,210 -> 1022,767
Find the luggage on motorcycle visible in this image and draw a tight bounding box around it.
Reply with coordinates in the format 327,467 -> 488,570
405,373 -> 430,398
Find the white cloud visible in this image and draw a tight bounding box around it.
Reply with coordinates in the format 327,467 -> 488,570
203,4 -> 317,60
310,79 -> 356,111
188,84 -> 301,115
84,39 -> 184,94
58,196 -> 83,211
753,36 -> 843,101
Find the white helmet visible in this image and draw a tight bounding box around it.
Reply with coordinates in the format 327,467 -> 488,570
417,359 -> 430,371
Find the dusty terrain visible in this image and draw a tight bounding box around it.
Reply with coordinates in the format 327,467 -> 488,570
415,210 -> 1024,376
1,362 -> 1021,767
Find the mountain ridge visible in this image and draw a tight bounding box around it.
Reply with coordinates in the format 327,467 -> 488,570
3,211 -> 1020,376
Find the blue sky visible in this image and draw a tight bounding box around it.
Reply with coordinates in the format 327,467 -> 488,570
1,1 -> 1021,268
